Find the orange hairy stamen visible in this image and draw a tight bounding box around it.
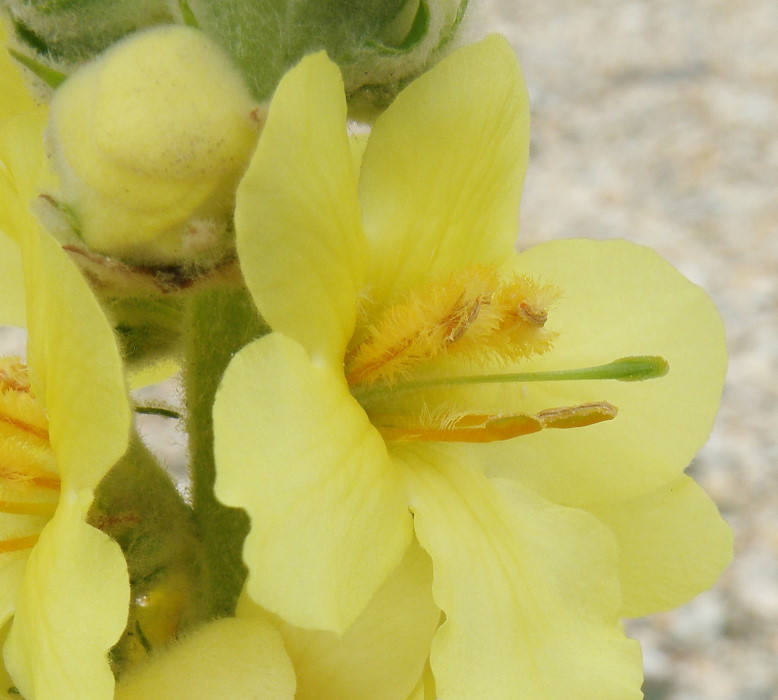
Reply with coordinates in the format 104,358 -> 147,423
346,266 -> 497,385
0,535 -> 40,554
375,402 -> 617,444
0,360 -> 30,393
0,413 -> 49,441
346,266 -> 558,386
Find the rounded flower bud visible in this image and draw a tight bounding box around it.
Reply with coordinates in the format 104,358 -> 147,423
48,25 -> 262,264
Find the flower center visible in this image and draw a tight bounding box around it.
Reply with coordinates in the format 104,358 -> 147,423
346,267 -> 668,443
0,357 -> 60,554
345,265 -> 559,386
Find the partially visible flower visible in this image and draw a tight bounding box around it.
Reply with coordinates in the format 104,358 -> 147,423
237,541 -> 440,700
114,616 -> 296,700
0,73 -> 132,699
213,37 -> 731,698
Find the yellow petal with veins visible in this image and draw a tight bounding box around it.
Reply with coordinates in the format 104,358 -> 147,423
235,51 -> 363,366
591,475 -> 733,617
400,444 -> 643,700
360,35 -> 530,306
4,493 -> 129,700
214,333 -> 412,633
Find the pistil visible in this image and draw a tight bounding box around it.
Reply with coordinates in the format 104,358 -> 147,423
353,355 -> 669,404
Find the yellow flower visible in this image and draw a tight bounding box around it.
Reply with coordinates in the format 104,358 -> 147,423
213,37 -> 731,699
1,52 -> 132,700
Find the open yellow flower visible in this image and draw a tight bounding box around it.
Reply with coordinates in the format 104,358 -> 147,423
1,43 -> 132,698
213,37 -> 731,699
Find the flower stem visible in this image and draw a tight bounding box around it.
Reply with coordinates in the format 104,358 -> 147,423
184,283 -> 267,618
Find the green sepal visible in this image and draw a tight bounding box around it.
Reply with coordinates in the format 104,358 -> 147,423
177,0 -> 199,27
189,0 -> 469,116
7,46 -> 67,88
3,0 -> 174,65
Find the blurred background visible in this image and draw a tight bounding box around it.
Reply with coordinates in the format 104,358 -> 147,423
2,1 -> 775,698
476,1 -> 778,698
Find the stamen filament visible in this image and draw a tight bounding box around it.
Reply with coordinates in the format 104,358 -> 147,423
0,500 -> 57,517
0,534 -> 39,554
354,355 -> 668,402
375,401 -> 618,444
377,414 -> 543,443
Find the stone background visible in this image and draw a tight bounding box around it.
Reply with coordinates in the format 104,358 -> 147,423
475,1 -> 778,698
2,1 -> 776,698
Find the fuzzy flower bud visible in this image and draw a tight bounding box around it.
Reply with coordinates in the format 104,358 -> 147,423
47,24 -> 262,264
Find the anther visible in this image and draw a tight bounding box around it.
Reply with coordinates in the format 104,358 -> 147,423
517,301 -> 548,327
375,401 -> 618,444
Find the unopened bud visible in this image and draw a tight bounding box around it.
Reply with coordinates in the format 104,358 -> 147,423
48,25 -> 262,264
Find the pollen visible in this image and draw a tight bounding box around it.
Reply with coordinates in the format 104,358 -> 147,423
346,265 -> 559,386
0,357 -> 60,556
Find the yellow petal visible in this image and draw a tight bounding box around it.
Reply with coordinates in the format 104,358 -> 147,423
264,542 -> 439,700
0,108 -> 48,243
0,234 -> 25,327
483,239 -> 727,505
0,23 -> 35,120
591,475 -> 733,617
359,35 -> 530,305
407,664 -> 436,700
0,544 -> 28,629
115,617 -> 296,700
235,52 -> 363,365
214,333 -> 413,633
0,622 -> 13,699
23,229 -> 131,491
400,445 -> 643,700
4,492 -> 130,700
